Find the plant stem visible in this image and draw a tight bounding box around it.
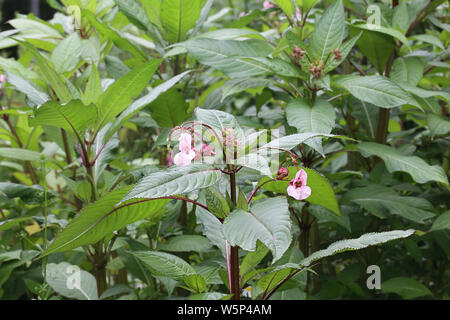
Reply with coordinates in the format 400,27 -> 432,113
229,169 -> 240,300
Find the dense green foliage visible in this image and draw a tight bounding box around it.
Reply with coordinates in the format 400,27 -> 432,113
0,0 -> 448,300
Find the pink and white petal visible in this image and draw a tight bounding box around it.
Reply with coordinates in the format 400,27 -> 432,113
287,185 -> 301,200
178,133 -> 192,153
297,186 -> 311,200
297,169 -> 308,185
173,150 -> 195,167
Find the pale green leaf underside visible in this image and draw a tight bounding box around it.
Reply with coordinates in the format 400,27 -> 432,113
300,229 -> 415,266
120,164 -> 223,203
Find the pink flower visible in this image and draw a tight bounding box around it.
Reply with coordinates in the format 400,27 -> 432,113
263,1 -> 276,9
287,169 -> 311,200
173,133 -> 196,167
0,75 -> 5,89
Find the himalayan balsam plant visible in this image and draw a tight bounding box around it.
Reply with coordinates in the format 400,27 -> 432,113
0,0 -> 448,301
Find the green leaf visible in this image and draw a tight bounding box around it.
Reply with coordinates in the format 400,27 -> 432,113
259,132 -> 352,153
349,26 -> 394,74
195,107 -> 241,133
243,57 -> 308,79
205,186 -> 230,219
390,57 -> 424,86
158,235 -> 213,253
381,277 -> 432,299
41,187 -> 169,256
430,211 -> 450,232
300,229 -> 415,266
350,23 -> 410,47
148,88 -> 189,127
0,148 -> 45,162
96,59 -> 162,130
0,217 -> 34,231
46,262 -> 98,300
184,274 -> 207,293
18,40 -> 72,103
29,99 -> 98,136
132,251 -> 195,280
260,167 -> 341,215
196,205 -> 226,255
83,64 -> 102,105
222,78 -> 277,101
336,75 -> 419,109
357,142 -> 448,185
286,98 -> 335,155
106,71 -> 189,141
161,0 -> 201,43
310,0 -> 345,62
427,114 -> 450,137
343,184 -> 435,223
0,182 -> 54,204
5,72 -> 49,105
120,164 -> 223,203
83,10 -> 146,60
114,0 -> 151,31
223,197 -> 292,263
50,32 -> 82,73
240,242 -> 270,277
181,39 -> 273,78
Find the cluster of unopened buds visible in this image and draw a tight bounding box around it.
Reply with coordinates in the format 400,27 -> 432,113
170,131 -> 216,167
293,46 -> 306,61
308,61 -> 324,79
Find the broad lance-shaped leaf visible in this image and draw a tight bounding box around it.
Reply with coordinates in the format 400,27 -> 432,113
96,59 -> 162,130
83,10 -> 146,60
18,40 -> 72,103
46,262 -> 98,300
0,148 -> 47,162
5,72 -> 49,105
381,277 -> 432,299
310,0 -> 345,62
120,164 -> 223,203
223,197 -> 292,263
50,32 -> 82,73
131,251 -> 195,280
196,205 -> 226,256
336,75 -> 419,109
259,132 -> 353,154
148,87 -> 189,127
0,182 -> 56,204
357,142 -> 448,185
105,71 -> 190,142
181,38 -> 273,78
259,167 -> 341,216
286,98 -> 336,155
300,229 -> 415,266
343,184 -> 435,224
41,187 -> 169,256
161,0 -> 201,43
29,99 -> 97,136
194,107 -> 244,143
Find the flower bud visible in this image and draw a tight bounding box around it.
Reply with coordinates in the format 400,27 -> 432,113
293,46 -> 306,60
277,167 -> 289,180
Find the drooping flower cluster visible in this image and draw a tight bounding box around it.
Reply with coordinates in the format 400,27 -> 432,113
172,131 -> 216,167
